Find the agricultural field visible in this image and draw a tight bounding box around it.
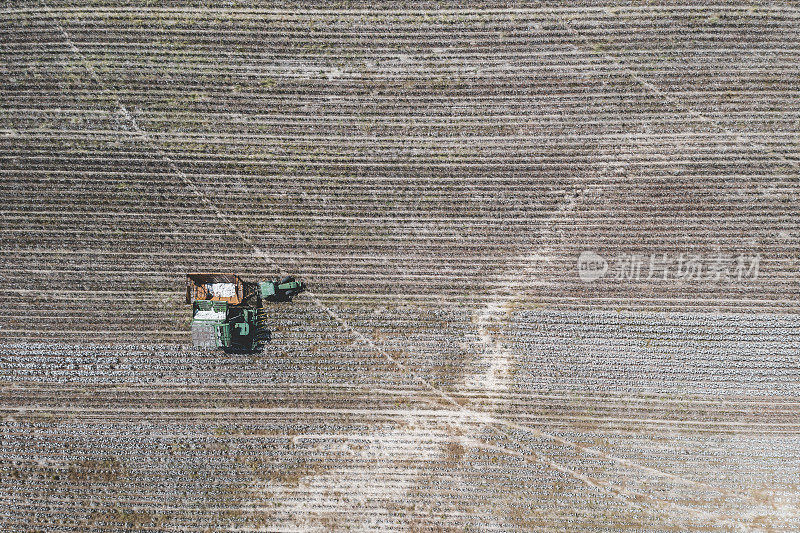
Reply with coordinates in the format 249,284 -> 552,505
1,2 -> 799,531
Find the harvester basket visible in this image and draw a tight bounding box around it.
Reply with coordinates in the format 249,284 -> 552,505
186,273 -> 245,305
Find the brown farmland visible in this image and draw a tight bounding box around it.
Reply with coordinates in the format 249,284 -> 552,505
1,2 -> 799,531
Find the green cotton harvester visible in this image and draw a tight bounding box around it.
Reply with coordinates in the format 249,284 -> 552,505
186,273 -> 305,352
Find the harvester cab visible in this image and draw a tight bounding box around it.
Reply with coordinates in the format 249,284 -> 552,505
259,276 -> 306,303
186,273 -> 302,352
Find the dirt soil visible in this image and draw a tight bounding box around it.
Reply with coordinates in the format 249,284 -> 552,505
1,2 -> 799,531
